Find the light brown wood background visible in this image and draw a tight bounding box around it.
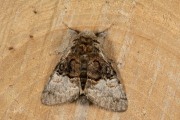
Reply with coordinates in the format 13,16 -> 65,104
0,0 -> 179,120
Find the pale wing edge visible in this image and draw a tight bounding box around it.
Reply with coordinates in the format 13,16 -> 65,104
41,72 -> 80,105
85,78 -> 128,112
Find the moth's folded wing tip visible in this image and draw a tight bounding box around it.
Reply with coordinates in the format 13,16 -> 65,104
118,100 -> 128,112
41,91 -> 54,105
105,97 -> 128,112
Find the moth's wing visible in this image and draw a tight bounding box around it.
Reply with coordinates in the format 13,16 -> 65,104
41,41 -> 81,105
85,78 -> 127,112
85,51 -> 128,112
41,72 -> 80,105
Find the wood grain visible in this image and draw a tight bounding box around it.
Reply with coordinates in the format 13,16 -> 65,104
0,0 -> 179,120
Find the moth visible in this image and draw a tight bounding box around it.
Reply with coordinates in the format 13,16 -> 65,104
41,28 -> 128,112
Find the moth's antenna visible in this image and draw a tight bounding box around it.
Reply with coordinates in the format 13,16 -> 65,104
62,22 -> 80,34
95,24 -> 114,36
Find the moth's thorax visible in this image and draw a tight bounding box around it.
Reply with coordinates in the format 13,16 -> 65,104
72,37 -> 99,55
70,37 -> 99,90
56,34 -> 116,90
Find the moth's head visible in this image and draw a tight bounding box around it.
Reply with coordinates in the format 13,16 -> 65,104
70,30 -> 107,45
63,23 -> 110,44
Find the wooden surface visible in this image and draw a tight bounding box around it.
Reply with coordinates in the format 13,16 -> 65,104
0,0 -> 180,120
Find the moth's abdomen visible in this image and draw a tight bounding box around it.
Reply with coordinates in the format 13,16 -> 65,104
80,56 -> 88,90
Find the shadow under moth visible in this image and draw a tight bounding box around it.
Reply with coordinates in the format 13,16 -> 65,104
41,27 -> 128,112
